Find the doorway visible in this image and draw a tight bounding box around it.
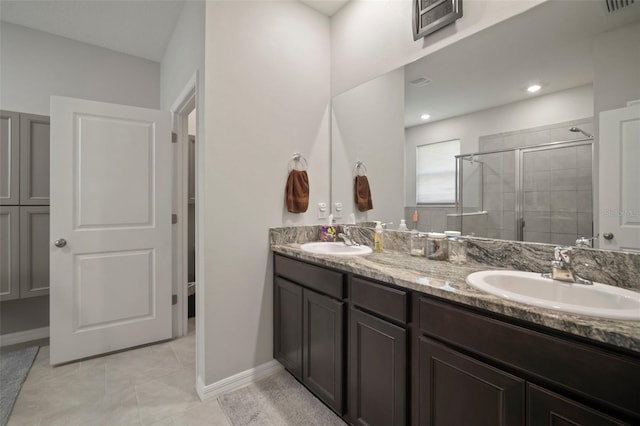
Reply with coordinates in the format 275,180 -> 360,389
186,108 -> 197,335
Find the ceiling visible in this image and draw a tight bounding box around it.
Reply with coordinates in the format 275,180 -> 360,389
404,0 -> 640,128
300,0 -> 349,16
0,0 -> 348,63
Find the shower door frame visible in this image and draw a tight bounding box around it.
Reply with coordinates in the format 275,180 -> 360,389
516,139 -> 595,242
457,137 -> 594,242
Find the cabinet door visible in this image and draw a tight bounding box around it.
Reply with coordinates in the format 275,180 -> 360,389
274,277 -> 303,379
0,110 -> 20,205
349,308 -> 407,426
418,337 -> 525,426
19,206 -> 50,298
303,288 -> 344,414
19,113 -> 50,205
527,384 -> 626,426
0,206 -> 20,300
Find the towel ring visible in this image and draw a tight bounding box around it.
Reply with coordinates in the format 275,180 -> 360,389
354,161 -> 367,176
288,153 -> 308,172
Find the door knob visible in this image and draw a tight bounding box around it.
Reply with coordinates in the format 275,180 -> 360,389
54,238 -> 67,248
603,232 -> 614,240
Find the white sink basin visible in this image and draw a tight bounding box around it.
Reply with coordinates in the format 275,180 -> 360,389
466,270 -> 640,320
301,242 -> 372,256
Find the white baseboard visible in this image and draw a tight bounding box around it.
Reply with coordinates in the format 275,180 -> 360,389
0,326 -> 49,347
197,359 -> 284,401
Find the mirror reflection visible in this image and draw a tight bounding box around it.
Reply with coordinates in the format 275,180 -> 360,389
330,0 -> 640,250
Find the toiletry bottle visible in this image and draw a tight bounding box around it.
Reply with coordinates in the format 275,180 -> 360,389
374,221 -> 384,253
398,219 -> 408,231
412,210 -> 419,230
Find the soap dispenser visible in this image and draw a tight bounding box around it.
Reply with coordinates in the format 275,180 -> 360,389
374,221 -> 384,253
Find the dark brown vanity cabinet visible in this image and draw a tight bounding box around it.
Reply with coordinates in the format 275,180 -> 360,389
527,384 -> 627,426
274,277 -> 303,378
418,337 -> 525,425
349,277 -> 408,426
274,254 -> 640,426
416,297 -> 639,426
303,288 -> 345,413
273,254 -> 346,415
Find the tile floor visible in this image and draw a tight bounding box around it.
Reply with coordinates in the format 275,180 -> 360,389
8,318 -> 232,426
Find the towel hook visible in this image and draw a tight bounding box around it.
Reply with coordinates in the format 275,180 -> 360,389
354,161 -> 367,176
288,152 -> 308,172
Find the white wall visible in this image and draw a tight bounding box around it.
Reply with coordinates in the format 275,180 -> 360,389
593,22 -> 640,115
160,1 -> 205,111
330,0 -> 545,96
203,1 -> 330,385
405,84 -> 594,205
332,68 -> 405,224
0,22 -> 160,115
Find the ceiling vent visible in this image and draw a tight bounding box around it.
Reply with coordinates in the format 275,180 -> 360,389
605,0 -> 635,13
409,76 -> 432,87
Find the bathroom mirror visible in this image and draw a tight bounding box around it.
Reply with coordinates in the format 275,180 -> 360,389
331,0 -> 640,248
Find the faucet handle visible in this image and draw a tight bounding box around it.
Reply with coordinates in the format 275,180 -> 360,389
575,235 -> 597,248
560,246 -> 572,263
554,246 -> 572,263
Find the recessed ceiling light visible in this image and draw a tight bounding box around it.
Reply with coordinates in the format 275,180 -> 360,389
420,114 -> 431,120
527,84 -> 542,93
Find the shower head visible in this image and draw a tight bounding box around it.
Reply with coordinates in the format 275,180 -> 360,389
569,127 -> 593,138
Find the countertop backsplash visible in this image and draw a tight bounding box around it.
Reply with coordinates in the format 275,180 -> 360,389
269,225 -> 640,291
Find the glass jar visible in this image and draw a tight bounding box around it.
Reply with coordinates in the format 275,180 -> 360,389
410,231 -> 426,257
426,232 -> 448,260
445,231 -> 467,264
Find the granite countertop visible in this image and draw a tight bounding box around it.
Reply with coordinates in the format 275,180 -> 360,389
271,243 -> 640,355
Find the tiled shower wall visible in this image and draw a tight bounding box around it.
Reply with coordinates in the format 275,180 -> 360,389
476,118 -> 594,245
403,206 -> 456,232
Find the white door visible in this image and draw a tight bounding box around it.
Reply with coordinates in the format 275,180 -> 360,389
599,102 -> 640,251
50,96 -> 172,365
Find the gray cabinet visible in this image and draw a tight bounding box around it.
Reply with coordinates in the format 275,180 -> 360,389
0,111 -> 20,206
0,206 -> 20,301
0,110 -> 50,301
20,114 -> 50,205
20,206 -> 50,298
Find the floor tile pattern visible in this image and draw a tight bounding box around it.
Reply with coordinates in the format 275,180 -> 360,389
8,318 -> 231,426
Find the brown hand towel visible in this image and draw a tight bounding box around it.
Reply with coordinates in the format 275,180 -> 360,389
286,170 -> 309,213
355,175 -> 373,212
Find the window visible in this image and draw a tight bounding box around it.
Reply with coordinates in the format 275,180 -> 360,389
416,139 -> 460,204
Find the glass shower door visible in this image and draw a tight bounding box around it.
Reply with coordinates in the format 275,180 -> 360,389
456,151 -> 517,239
520,143 -> 593,245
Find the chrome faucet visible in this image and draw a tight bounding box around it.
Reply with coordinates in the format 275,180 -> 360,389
543,246 -> 592,285
338,227 -> 359,246
575,236 -> 597,248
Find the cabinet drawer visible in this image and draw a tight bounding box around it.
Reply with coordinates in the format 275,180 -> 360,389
418,297 -> 640,420
527,384 -> 626,425
351,276 -> 407,324
274,254 -> 344,299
